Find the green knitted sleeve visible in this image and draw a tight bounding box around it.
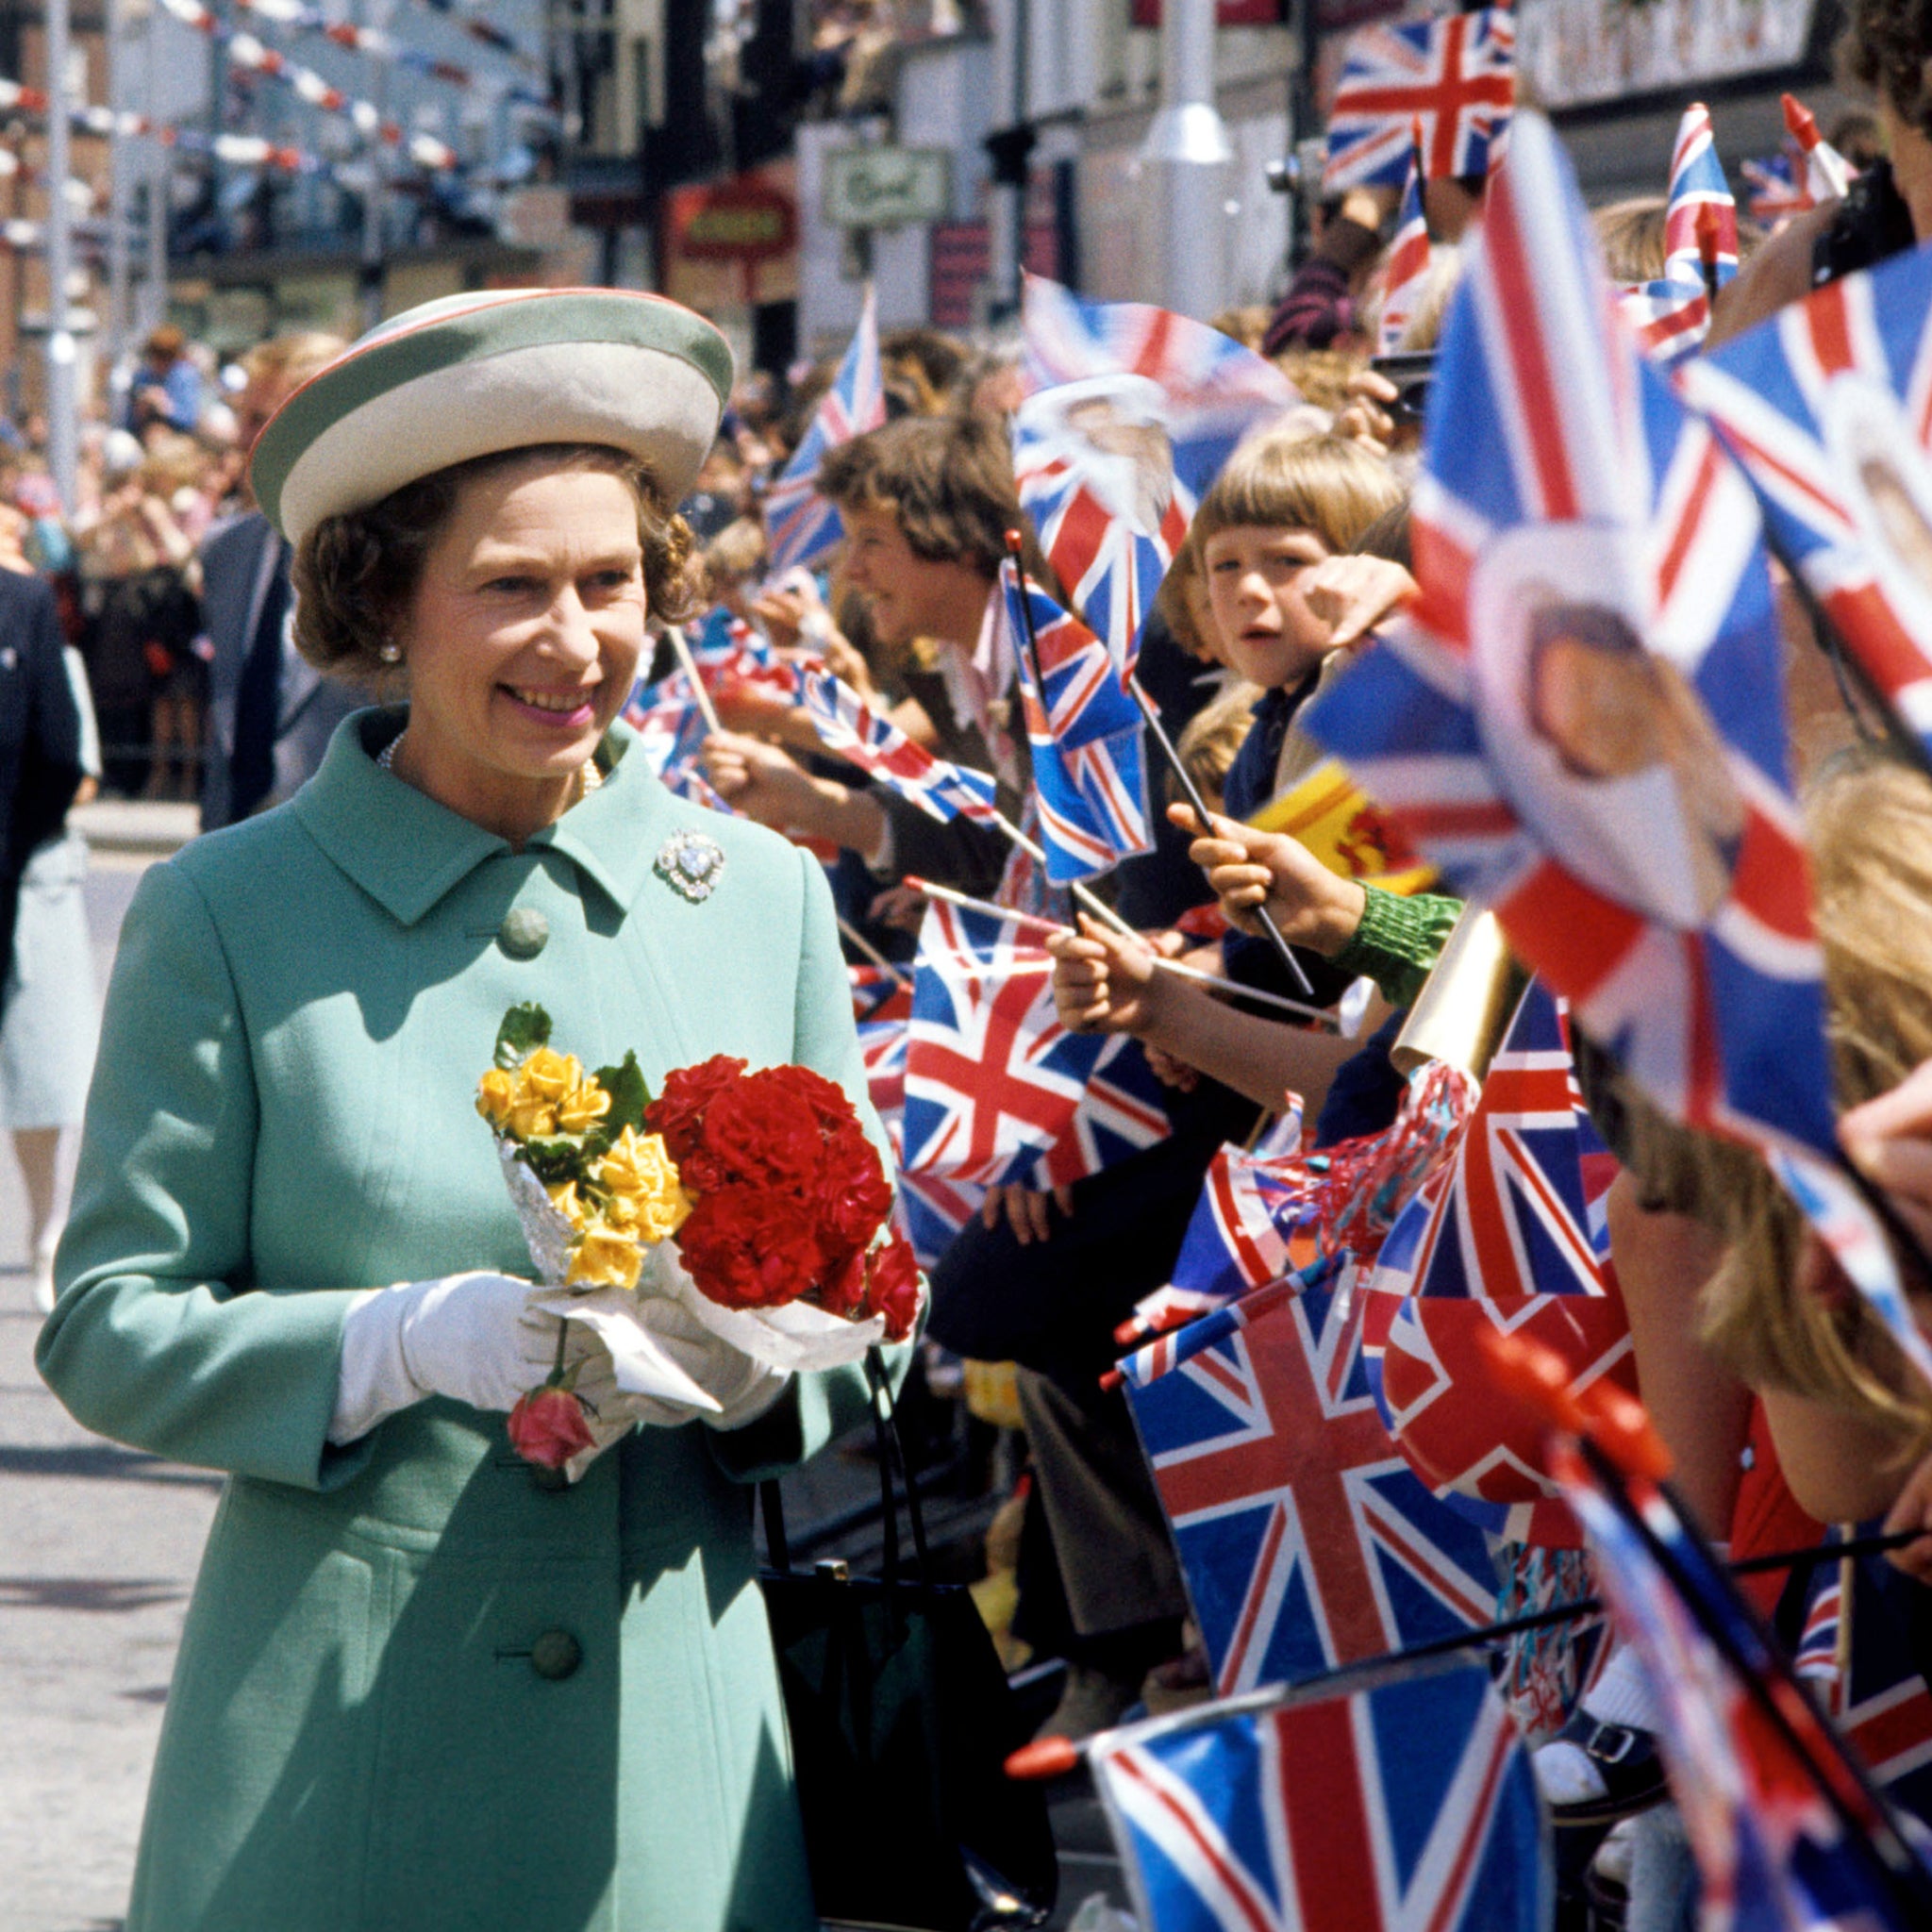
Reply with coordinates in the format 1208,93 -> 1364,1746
1329,888 -> 1464,1009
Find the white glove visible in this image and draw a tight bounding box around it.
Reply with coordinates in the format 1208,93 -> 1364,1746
328,1271 -> 588,1444
538,1287 -> 791,1435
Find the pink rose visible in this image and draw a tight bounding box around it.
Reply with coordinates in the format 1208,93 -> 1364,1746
508,1386 -> 596,1470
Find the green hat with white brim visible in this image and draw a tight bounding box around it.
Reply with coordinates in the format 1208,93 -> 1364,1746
250,287 -> 734,548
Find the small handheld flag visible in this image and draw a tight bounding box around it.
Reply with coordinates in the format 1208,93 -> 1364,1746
1377,140 -> 1431,358
1324,8 -> 1516,192
763,287 -> 887,573
1015,275 -> 1302,688
999,558 -> 1154,882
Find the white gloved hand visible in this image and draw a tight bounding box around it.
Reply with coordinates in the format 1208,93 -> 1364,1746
328,1272 -> 585,1444
536,1286 -> 791,1436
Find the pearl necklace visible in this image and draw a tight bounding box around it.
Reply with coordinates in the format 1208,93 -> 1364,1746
376,729 -> 604,795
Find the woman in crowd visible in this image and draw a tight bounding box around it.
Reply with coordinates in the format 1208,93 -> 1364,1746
39,288 -> 904,1932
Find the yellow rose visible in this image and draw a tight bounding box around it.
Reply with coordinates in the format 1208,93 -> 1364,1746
569,1219 -> 644,1291
519,1047 -> 581,1103
596,1127 -> 691,1244
475,1067 -> 516,1128
547,1181 -> 590,1229
556,1079 -> 611,1136
506,1096 -> 558,1141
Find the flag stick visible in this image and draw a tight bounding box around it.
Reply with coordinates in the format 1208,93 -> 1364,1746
836,915 -> 909,988
1124,671 -> 1321,1002
987,806 -> 1142,945
995,530 -> 1314,995
1005,1524 -> 1932,1780
907,874 -> 1342,1028
665,625 -> 724,734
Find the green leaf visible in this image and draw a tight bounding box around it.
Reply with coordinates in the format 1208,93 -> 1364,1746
591,1052 -> 652,1141
519,1133 -> 587,1183
494,1003 -> 553,1071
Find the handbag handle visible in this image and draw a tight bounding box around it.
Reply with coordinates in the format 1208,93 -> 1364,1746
758,1348 -> 931,1591
865,1346 -> 933,1591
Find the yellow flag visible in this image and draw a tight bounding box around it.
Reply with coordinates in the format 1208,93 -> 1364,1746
1248,758 -> 1437,895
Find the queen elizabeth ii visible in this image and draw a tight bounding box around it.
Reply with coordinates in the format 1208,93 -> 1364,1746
38,289 -> 903,1932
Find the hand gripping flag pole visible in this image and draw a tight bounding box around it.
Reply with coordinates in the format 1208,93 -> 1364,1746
906,874 -> 1347,1029
1002,531 -> 1320,1001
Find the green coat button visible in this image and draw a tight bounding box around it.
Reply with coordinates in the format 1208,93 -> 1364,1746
530,1629 -> 581,1680
497,908 -> 549,960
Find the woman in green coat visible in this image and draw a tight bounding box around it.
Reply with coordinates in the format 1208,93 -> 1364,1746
38,290 -> 907,1932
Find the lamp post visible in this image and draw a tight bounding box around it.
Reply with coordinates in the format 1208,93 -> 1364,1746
45,0 -> 79,512
106,0 -> 130,375
1140,0 -> 1231,321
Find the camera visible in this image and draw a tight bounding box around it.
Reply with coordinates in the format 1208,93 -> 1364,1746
1264,139 -> 1329,196
1369,351 -> 1434,426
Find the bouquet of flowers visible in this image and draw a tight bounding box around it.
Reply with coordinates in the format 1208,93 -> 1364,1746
478,1004 -> 919,1467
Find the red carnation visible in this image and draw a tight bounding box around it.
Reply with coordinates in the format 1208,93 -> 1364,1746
763,1062 -> 859,1130
507,1385 -> 596,1470
810,1124 -> 892,1254
700,1073 -> 826,1188
861,1235 -> 923,1342
819,1245 -> 872,1321
677,1185 -> 827,1309
646,1055 -> 747,1163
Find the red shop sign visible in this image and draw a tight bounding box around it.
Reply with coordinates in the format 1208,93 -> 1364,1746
672,176 -> 798,264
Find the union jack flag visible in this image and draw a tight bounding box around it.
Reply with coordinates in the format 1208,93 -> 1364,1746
1555,1443 -> 1931,1930
1797,1541 -> 1932,1824
1000,560 -> 1153,881
849,962 -> 912,1025
1323,8 -> 1515,192
1121,1265 -> 1498,1695
1167,1136 -> 1314,1307
1616,103 -> 1740,368
896,1168 -> 986,1271
763,285 -> 886,573
1784,92 -> 1854,208
796,665 -> 1001,826
1090,1660 -> 1550,1932
1682,238 -> 1932,764
622,670 -> 730,810
1376,142 -> 1429,358
1306,111 -> 1839,1174
857,1014 -> 907,1125
1016,274 -> 1302,685
901,900 -> 1169,1189
1359,982 -> 1634,1545
1744,153 -> 1812,225
688,604 -> 770,671
1616,277 -> 1713,369
1665,101 -> 1739,288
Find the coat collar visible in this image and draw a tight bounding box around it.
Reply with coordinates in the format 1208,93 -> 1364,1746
294,707 -> 676,926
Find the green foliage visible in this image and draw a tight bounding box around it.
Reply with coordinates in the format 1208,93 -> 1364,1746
591,1052 -> 652,1143
494,1003 -> 553,1071
517,1134 -> 586,1184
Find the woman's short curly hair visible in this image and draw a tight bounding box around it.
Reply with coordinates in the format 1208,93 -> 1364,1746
291,441 -> 700,679
1840,0 -> 1932,138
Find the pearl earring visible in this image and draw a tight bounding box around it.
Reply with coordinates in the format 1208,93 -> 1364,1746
378,640 -> 401,664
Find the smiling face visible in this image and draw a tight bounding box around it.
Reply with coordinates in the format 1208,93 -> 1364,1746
391,456 -> 647,841
839,502 -> 991,651
1202,522 -> 1335,689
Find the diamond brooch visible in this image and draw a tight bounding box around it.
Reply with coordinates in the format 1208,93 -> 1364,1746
654,828 -> 726,903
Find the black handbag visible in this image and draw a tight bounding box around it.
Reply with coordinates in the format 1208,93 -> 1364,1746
758,1352 -> 1058,1932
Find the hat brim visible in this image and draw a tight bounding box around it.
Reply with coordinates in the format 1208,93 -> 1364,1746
252,289 -> 734,547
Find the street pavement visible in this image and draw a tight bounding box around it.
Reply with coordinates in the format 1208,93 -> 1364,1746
1,842 -> 213,1932
0,812 -> 1130,1932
